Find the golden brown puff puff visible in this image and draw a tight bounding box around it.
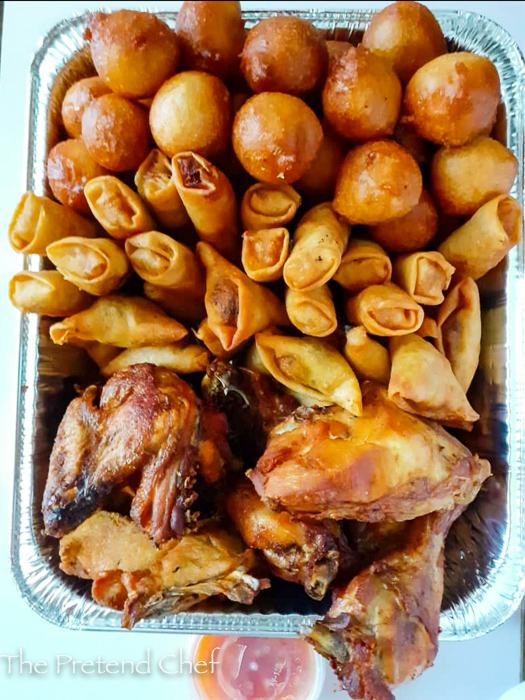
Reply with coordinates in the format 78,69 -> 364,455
176,1 -> 245,80
232,92 -> 323,184
47,139 -> 109,216
404,52 -> 500,147
362,1 -> 447,85
430,136 -> 518,216
333,140 -> 422,225
86,10 -> 180,99
81,93 -> 150,172
369,188 -> 438,253
322,45 -> 402,142
241,16 -> 328,95
61,77 -> 112,138
149,71 -> 231,159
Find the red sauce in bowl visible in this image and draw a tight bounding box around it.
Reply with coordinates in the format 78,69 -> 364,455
193,635 -> 320,700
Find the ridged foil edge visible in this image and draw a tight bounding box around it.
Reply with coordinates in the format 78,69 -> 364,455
10,9 -> 525,640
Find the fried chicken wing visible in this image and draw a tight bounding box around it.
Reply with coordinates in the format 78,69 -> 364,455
305,505 -> 482,700
60,511 -> 270,628
249,382 -> 491,521
227,479 -> 355,600
43,364 -> 228,543
202,359 -> 298,468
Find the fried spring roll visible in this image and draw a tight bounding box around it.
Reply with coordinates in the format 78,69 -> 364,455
389,334 -> 479,429
49,295 -> 188,347
334,239 -> 392,293
439,195 -> 522,280
194,319 -> 232,360
125,231 -> 204,294
101,342 -> 211,376
244,341 -> 270,375
346,282 -> 424,337
393,251 -> 455,305
198,242 -> 288,352
436,278 -> 481,392
143,282 -> 205,324
240,183 -> 301,231
135,149 -> 190,230
417,316 -> 441,343
283,203 -> 351,292
255,333 -> 362,415
285,285 -> 337,338
8,192 -> 97,255
46,237 -> 130,296
172,152 -> 238,259
84,176 -> 156,239
241,227 -> 290,282
9,270 -> 92,316
343,326 -> 391,384
82,341 -> 121,369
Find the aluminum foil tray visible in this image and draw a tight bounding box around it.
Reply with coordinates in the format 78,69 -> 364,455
10,8 -> 525,639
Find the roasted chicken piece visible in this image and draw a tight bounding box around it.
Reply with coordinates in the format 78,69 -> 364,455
305,512 -> 447,699
249,382 -> 491,521
43,364 -> 230,543
227,479 -> 355,600
305,507 -> 479,700
202,359 -> 298,468
60,511 -> 270,629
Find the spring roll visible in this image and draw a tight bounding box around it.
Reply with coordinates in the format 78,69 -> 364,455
285,286 -> 337,338
393,251 -> 455,305
244,341 -> 270,375
84,176 -> 156,239
346,282 -> 424,337
49,295 -> 188,348
439,195 -> 522,280
245,341 -> 316,408
194,319 -> 233,360
242,228 -> 290,282
436,278 -> 481,392
198,242 -> 288,352
9,270 -> 92,316
343,326 -> 391,384
172,152 -> 238,259
283,203 -> 350,292
334,239 -> 392,294
8,192 -> 97,255
417,316 -> 441,343
135,149 -> 190,230
101,342 -> 210,377
388,334 -> 479,429
255,333 -> 362,415
125,231 -> 204,295
240,183 -> 301,231
46,237 -> 130,296
82,341 -> 122,369
143,282 -> 206,324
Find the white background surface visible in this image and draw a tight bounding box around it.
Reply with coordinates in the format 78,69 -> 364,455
0,2 -> 524,699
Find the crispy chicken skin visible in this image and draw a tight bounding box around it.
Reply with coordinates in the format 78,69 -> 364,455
60,511 -> 270,628
202,359 -> 299,467
305,504 -> 487,699
43,364 -> 229,543
227,479 -> 355,600
249,382 -> 491,521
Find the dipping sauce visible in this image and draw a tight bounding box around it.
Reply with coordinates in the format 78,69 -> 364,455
193,635 -> 320,700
